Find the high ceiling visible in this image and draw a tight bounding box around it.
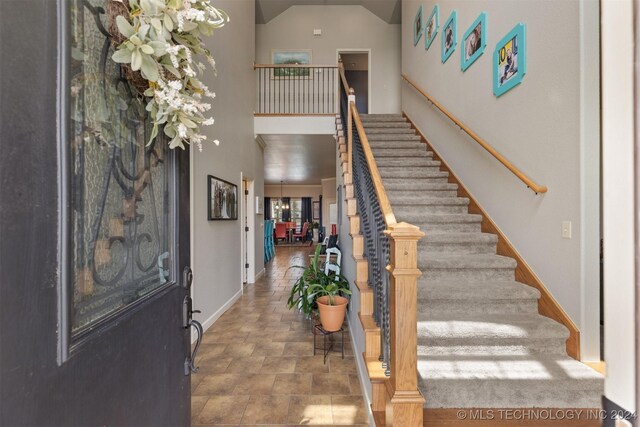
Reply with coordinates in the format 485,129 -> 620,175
255,0 -> 401,24
262,134 -> 337,185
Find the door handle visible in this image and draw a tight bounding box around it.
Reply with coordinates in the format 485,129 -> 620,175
184,319 -> 203,375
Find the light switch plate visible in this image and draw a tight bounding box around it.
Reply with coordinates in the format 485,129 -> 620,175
562,221 -> 572,239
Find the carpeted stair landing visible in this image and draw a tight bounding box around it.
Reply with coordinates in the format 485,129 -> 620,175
359,114 -> 604,409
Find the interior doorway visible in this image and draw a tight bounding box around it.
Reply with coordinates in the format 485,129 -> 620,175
241,175 -> 256,286
338,50 -> 370,113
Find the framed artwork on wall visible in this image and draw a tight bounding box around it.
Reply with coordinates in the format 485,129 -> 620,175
271,49 -> 312,78
441,10 -> 457,63
312,201 -> 320,220
493,23 -> 527,97
425,5 -> 439,50
207,175 -> 238,220
414,5 -> 423,46
461,12 -> 487,71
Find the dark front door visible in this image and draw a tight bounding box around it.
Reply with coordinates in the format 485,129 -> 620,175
0,1 -> 192,426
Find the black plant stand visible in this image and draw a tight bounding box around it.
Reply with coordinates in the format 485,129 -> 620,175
313,324 -> 344,364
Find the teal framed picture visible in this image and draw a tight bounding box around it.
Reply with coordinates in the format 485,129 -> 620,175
414,5 -> 424,46
424,5 -> 439,50
441,10 -> 457,63
461,12 -> 487,71
493,23 -> 527,97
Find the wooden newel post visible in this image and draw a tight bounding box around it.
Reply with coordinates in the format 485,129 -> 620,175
384,221 -> 425,427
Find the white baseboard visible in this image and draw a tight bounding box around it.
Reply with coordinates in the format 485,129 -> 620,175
347,317 -> 376,427
253,268 -> 265,282
192,289 -> 242,343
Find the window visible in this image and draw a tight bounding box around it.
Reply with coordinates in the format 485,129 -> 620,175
66,0 -> 174,338
270,198 -> 303,230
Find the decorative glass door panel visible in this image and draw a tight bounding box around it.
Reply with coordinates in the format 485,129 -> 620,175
69,0 -> 173,335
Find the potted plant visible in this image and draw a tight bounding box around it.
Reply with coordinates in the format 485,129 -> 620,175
287,245 -> 351,332
312,222 -> 320,242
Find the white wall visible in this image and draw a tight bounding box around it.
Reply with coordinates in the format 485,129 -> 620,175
601,0 -> 636,412
321,177 -> 337,229
191,0 -> 264,332
401,0 -> 601,360
256,5 -> 401,113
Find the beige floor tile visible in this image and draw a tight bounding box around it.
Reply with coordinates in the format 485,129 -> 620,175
191,396 -> 209,419
197,357 -> 233,375
195,395 -> 249,425
347,373 -> 363,396
311,373 -> 351,395
232,373 -> 276,395
283,341 -> 315,357
224,343 -> 257,357
272,373 -> 313,395
328,356 -> 357,374
287,395 -> 334,425
331,395 -> 370,425
260,356 -> 297,373
294,356 -> 330,374
251,342 -> 287,357
193,374 -> 241,396
240,395 -> 291,425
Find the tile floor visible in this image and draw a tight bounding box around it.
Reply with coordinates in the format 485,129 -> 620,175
191,246 -> 370,426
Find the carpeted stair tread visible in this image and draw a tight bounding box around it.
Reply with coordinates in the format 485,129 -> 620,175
364,128 -> 415,134
417,253 -> 518,271
371,148 -> 433,158
359,114 -> 406,122
417,354 -> 603,408
387,193 -> 467,206
393,210 -> 483,225
418,279 -> 540,301
379,168 -> 448,179
362,122 -> 412,128
376,157 -> 440,168
367,134 -> 422,141
369,141 -> 426,149
383,181 -> 458,191
417,313 -> 569,342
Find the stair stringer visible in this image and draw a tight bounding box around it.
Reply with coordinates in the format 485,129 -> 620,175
402,111 -> 581,360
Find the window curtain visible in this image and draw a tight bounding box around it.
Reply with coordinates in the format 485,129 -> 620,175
301,197 -> 312,224
281,197 -> 291,222
264,197 -> 271,220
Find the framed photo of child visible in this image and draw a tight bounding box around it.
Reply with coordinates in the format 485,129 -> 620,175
424,5 -> 439,50
461,12 -> 487,71
493,23 -> 527,97
414,5 -> 424,46
441,10 -> 457,63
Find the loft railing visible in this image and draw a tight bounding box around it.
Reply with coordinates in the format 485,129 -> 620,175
339,63 -> 425,425
401,74 -> 548,194
254,64 -> 338,116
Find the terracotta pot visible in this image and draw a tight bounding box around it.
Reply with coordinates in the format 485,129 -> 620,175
316,295 -> 348,332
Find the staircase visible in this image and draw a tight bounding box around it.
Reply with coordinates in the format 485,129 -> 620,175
358,113 -> 604,412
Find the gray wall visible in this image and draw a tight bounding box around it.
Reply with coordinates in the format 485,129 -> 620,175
191,0 -> 265,330
256,5 -> 401,113
401,0 -> 601,359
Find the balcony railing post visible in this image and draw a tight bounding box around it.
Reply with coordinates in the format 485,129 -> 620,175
383,222 -> 425,427
348,88 -> 355,180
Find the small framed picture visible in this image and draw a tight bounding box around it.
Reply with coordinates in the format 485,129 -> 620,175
312,201 -> 320,220
271,49 -> 312,79
207,175 -> 238,220
493,23 -> 527,97
424,5 -> 439,50
441,10 -> 457,63
414,5 -> 424,46
461,12 -> 487,71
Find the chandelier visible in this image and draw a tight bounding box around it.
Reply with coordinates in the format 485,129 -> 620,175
279,180 -> 289,210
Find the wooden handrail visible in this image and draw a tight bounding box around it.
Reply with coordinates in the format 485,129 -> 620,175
401,74 -> 548,194
253,63 -> 338,69
338,62 -> 351,97
350,102 -> 397,227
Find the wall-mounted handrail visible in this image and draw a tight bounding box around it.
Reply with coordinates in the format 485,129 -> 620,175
401,74 -> 548,194
254,63 -> 338,69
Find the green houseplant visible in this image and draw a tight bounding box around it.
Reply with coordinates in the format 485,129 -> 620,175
286,245 -> 351,331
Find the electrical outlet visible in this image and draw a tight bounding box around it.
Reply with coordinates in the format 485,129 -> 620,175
562,221 -> 572,239
313,29 -> 322,36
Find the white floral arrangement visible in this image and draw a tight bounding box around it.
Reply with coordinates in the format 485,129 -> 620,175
111,0 -> 228,150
